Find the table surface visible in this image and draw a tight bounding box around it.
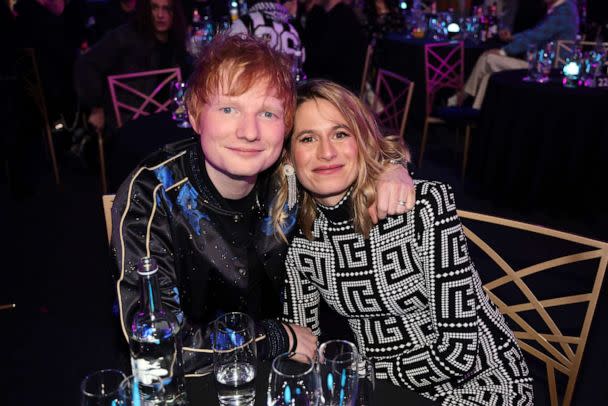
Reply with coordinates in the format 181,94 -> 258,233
488,68 -> 608,95
185,361 -> 438,406
469,68 -> 608,213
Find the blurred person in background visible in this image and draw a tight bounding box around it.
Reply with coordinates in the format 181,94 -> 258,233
12,0 -> 87,195
89,0 -> 137,45
303,0 -> 367,93
362,0 -> 404,39
453,0 -> 578,109
15,0 -> 88,125
229,0 -> 304,60
74,0 -> 189,133
301,0 -> 326,77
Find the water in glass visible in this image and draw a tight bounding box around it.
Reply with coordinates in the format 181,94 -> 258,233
212,312 -> 258,406
215,361 -> 256,405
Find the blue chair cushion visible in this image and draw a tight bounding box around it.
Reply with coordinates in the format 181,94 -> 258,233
433,106 -> 481,123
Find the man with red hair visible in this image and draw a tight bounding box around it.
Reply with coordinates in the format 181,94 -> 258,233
111,34 -> 415,375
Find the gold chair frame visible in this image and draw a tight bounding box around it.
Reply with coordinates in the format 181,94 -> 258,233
102,194 -> 115,244
419,41 -> 473,180
97,68 -> 182,193
371,68 -> 415,141
359,39 -> 376,100
457,210 -> 608,406
17,48 -> 61,186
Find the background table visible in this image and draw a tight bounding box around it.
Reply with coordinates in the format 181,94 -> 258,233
108,112 -> 195,192
468,69 -> 608,215
186,361 -> 438,405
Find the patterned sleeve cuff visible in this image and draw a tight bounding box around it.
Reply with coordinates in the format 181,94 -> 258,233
257,319 -> 290,361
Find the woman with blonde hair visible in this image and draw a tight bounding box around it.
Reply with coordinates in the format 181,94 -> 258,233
273,79 -> 534,405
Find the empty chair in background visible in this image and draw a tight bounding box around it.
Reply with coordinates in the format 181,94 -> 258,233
418,41 -> 479,179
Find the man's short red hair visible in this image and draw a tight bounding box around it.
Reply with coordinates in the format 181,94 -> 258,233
185,34 -> 296,131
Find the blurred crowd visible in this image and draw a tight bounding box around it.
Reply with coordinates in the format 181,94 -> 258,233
1,0 -> 603,196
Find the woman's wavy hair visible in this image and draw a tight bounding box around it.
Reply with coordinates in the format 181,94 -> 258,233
185,33 -> 296,131
271,79 -> 409,241
135,0 -> 187,51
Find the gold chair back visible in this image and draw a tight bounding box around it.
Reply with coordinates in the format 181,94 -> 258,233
359,39 -> 376,100
457,210 -> 608,406
371,69 -> 414,141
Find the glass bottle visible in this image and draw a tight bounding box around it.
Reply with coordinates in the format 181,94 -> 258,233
229,0 -> 239,22
291,50 -> 307,84
130,257 -> 187,405
488,2 -> 498,40
189,8 -> 203,56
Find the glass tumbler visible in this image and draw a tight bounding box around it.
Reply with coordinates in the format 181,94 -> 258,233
523,44 -> 539,82
169,81 -> 191,128
356,356 -> 375,406
212,312 -> 257,406
117,374 -> 166,405
80,369 -> 127,406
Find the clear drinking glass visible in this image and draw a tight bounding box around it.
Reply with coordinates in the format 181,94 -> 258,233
267,353 -> 322,406
536,42 -> 555,83
523,44 -> 538,82
169,81 -> 191,128
117,374 -> 166,405
212,312 -> 257,406
80,369 -> 127,406
356,356 -> 375,406
317,340 -> 359,406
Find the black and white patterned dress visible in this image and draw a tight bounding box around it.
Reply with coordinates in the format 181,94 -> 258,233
282,181 -> 534,405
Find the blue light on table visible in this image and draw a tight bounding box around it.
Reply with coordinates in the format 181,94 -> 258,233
447,22 -> 460,33
562,61 -> 580,88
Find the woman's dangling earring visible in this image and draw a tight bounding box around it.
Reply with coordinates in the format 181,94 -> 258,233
283,164 -> 297,210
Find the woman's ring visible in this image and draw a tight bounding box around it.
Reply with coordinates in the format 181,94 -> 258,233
397,200 -> 407,206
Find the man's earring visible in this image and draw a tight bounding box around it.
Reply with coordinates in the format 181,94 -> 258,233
283,164 -> 297,210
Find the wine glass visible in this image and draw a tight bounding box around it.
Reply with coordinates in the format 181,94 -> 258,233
117,374 -> 166,405
212,312 -> 257,406
267,353 -> 322,406
169,81 -> 191,128
317,340 -> 359,406
80,369 -> 127,406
